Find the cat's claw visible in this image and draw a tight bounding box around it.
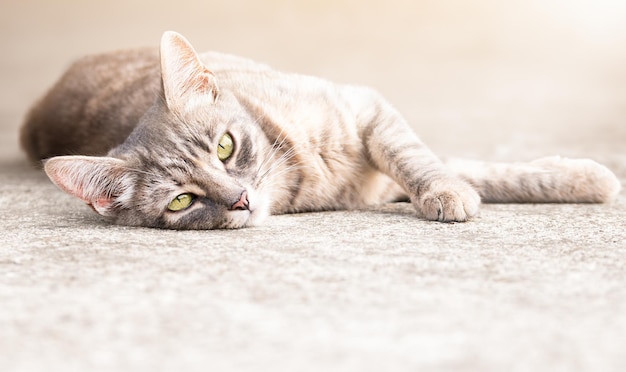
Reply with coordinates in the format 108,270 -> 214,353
415,181 -> 481,222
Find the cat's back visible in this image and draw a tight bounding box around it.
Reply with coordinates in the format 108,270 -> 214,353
21,48 -> 163,162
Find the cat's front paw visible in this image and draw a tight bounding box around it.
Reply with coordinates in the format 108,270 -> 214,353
414,180 -> 481,222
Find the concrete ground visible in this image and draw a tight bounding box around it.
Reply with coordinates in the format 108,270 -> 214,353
1,1 -> 625,371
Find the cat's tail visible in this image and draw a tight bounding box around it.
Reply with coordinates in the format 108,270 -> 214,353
445,156 -> 621,203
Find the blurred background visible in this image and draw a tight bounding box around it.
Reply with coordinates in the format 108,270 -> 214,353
2,0 -> 626,160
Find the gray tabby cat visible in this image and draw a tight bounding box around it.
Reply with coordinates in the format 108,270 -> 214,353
20,31 -> 621,229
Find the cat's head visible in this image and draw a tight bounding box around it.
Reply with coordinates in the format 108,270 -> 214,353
43,31 -> 281,229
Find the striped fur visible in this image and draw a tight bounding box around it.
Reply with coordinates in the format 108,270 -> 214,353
21,32 -> 621,229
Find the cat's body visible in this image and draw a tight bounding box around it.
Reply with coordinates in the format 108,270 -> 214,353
21,32 -> 621,229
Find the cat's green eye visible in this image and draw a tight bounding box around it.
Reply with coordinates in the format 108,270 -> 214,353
217,133 -> 234,161
167,193 -> 194,211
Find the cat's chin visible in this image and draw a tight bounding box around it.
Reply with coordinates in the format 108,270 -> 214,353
223,207 -> 268,229
225,210 -> 265,229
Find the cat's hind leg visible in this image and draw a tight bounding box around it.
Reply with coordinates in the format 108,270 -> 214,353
446,156 -> 621,203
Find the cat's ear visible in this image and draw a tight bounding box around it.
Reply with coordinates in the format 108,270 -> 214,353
159,31 -> 219,112
44,156 -> 136,217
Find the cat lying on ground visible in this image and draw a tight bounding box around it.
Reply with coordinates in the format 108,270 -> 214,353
20,31 -> 621,229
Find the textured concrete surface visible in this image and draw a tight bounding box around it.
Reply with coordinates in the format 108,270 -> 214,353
1,1 -> 625,371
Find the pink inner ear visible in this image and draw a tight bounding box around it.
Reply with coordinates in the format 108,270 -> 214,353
52,171 -> 98,204
49,170 -> 86,200
93,198 -> 113,209
60,179 -> 115,216
161,31 -> 219,106
88,198 -> 115,216
44,155 -> 130,217
186,69 -> 219,101
194,69 -> 214,94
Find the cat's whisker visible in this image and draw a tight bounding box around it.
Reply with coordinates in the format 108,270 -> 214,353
256,142 -> 284,177
258,146 -> 299,181
263,165 -> 306,184
254,129 -> 288,177
255,153 -> 299,185
255,134 -> 296,184
256,157 -> 320,190
255,158 -> 293,188
267,130 -> 291,158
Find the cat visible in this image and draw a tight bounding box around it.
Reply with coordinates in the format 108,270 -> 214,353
20,31 -> 621,230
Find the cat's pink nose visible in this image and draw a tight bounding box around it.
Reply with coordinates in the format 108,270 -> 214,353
230,190 -> 249,211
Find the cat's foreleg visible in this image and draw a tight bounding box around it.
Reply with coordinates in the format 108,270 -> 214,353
360,99 -> 480,222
